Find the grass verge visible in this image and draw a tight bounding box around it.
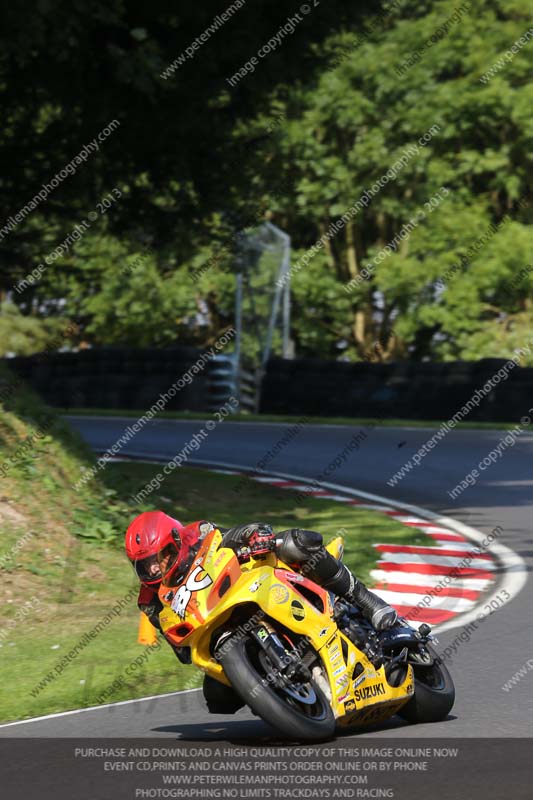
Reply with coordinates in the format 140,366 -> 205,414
60,407 -> 522,431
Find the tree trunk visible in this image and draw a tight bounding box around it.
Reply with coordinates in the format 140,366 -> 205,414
319,222 -> 339,278
345,222 -> 366,352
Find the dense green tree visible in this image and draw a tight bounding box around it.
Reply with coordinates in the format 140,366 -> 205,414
0,303 -> 65,357
240,0 -> 533,360
1,0 -> 532,362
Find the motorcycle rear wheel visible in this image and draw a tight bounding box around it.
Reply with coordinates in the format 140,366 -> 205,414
398,644 -> 455,723
220,633 -> 336,741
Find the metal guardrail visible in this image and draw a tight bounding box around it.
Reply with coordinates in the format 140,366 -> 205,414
207,354 -> 259,413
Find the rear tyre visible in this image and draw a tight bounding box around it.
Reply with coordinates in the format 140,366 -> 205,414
398,645 -> 455,723
219,633 -> 335,741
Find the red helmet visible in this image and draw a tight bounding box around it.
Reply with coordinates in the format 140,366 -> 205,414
125,511 -> 184,586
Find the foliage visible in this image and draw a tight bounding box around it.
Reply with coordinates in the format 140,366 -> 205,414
250,0 -> 533,360
1,0 -> 532,361
0,303 -> 66,357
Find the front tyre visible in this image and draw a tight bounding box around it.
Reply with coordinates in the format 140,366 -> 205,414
398,644 -> 455,724
219,634 -> 335,741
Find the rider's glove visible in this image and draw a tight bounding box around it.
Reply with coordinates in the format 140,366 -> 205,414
248,527 -> 276,556
222,522 -> 273,546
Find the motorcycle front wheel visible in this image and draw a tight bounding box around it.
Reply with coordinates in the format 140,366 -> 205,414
220,632 -> 336,741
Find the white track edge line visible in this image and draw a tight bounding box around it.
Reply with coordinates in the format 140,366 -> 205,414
0,688 -> 202,729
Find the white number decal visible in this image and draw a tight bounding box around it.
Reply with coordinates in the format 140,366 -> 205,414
171,566 -> 212,619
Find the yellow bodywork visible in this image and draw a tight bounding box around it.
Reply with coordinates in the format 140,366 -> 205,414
158,529 -> 413,726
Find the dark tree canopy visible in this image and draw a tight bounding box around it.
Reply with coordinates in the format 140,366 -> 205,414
1,0 -> 532,362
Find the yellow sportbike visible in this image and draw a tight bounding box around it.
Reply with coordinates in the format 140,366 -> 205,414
158,528 -> 455,740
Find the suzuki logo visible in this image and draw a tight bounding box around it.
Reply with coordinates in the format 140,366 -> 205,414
354,683 -> 386,702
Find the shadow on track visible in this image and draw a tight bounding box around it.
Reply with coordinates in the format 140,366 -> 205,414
152,713 -> 458,742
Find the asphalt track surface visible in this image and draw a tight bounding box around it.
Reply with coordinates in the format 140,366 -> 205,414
3,416 -> 532,739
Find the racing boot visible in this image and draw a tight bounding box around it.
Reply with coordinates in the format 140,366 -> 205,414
323,562 -> 398,630
172,644 -> 192,664
203,674 -> 245,714
276,528 -> 398,631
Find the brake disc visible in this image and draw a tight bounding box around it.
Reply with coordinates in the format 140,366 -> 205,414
280,682 -> 317,705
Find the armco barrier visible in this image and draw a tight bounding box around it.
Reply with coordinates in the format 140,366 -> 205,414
259,357 -> 532,422
4,350 -> 530,422
207,355 -> 258,412
3,347 -> 210,412
2,347 -> 259,413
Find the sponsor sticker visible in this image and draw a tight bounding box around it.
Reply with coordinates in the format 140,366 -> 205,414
353,672 -> 366,690
285,572 -> 305,583
354,683 -> 386,702
269,584 -> 290,604
291,600 -> 305,620
249,572 -> 269,593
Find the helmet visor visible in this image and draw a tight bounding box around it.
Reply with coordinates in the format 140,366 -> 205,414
158,542 -> 180,579
133,554 -> 162,584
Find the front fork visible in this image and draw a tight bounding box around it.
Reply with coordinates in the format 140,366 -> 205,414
251,623 -> 312,686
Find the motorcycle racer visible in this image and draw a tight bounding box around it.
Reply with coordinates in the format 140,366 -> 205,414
125,511 -> 398,713
125,511 -> 191,659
